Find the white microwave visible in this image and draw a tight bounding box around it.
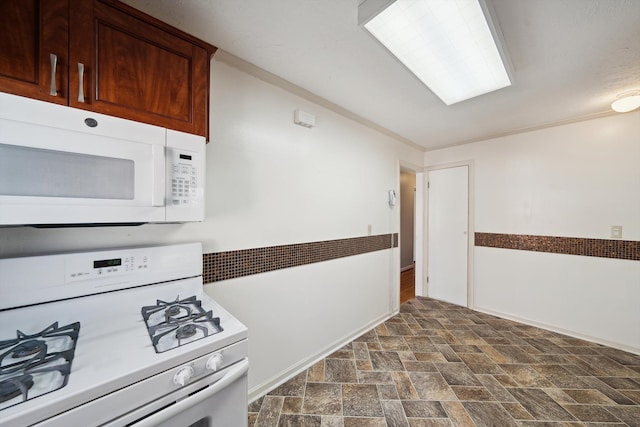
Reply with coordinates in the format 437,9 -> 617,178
0,93 -> 205,226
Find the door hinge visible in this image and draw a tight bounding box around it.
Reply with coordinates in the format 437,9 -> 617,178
426,276 -> 429,283
427,181 -> 430,189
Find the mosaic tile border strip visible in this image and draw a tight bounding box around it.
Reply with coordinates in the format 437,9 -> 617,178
475,232 -> 639,261
203,233 -> 399,283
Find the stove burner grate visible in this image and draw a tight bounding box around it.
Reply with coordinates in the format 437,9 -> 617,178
0,375 -> 34,404
141,295 -> 223,353
0,321 -> 80,411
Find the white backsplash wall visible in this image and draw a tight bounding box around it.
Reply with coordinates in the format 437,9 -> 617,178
0,54 -> 424,395
425,111 -> 640,353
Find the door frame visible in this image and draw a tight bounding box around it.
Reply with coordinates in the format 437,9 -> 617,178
426,160 -> 475,309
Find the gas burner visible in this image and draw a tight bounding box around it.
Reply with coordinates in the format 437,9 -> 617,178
12,341 -> 46,359
0,322 -> 80,411
142,295 -> 223,353
0,375 -> 34,404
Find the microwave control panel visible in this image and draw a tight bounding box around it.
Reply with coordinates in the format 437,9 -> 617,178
170,150 -> 199,206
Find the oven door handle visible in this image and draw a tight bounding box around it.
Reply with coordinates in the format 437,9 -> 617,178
132,358 -> 249,427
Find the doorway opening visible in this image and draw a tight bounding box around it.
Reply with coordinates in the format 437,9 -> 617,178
399,170 -> 416,304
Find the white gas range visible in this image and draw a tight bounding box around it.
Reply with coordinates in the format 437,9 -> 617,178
0,243 -> 248,427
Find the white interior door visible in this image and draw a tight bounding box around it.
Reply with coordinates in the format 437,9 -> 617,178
427,166 -> 469,306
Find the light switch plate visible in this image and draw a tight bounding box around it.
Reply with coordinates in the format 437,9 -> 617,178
611,225 -> 622,239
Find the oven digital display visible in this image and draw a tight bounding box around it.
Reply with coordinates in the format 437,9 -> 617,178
93,258 -> 122,269
179,154 -> 192,160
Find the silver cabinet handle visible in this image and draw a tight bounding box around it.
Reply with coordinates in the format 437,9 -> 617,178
49,53 -> 57,96
78,63 -> 85,103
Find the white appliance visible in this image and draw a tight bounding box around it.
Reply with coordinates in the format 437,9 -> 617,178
0,243 -> 249,427
0,93 -> 205,226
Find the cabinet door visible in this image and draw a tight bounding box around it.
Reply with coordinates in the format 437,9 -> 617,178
0,0 -> 69,104
71,1 -> 210,137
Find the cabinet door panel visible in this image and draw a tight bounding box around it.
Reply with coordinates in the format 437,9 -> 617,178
71,1 -> 209,137
96,24 -> 191,122
0,0 -> 68,103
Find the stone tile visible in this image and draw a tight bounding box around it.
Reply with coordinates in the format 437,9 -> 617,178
343,417 -> 387,427
598,376 -> 640,390
500,402 -> 535,420
577,355 -> 640,377
562,388 -> 616,404
408,372 -> 457,401
413,352 -> 447,362
269,371 -> 307,396
325,359 -> 357,383
451,386 -> 495,401
248,396 -> 265,412
352,342 -> 369,360
367,342 -> 382,351
356,359 -> 373,371
622,389 -> 640,405
382,400 -> 410,427
392,371 -> 420,400
370,351 -> 405,371
377,383 -> 400,400
477,374 -> 517,402
402,361 -> 437,372
434,362 -> 482,386
282,396 -> 303,413
248,412 -> 258,427
604,405 -> 640,426
581,376 -> 637,405
407,419 -> 452,427
441,400 -> 475,427
302,383 -> 343,415
597,347 -> 640,366
492,345 -> 538,363
525,338 -> 570,354
329,349 -> 355,359
435,345 -> 462,362
321,416 -> 344,427
278,414 -> 322,427
354,330 -> 379,343
533,364 -> 587,389
562,404 -> 620,422
255,396 -> 284,427
398,351 -> 417,361
379,336 -> 410,351
462,401 -> 519,427
309,360 -> 325,382
499,364 -> 555,387
404,336 -> 438,352
342,384 -> 384,417
385,322 -> 415,336
402,400 -> 447,418
542,387 -> 578,405
358,371 -> 393,384
508,388 -> 577,421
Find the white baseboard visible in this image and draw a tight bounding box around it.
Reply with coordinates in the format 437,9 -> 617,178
400,264 -> 415,272
474,305 -> 640,356
248,311 -> 393,403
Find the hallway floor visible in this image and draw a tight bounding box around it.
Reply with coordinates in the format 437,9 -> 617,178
248,297 -> 640,426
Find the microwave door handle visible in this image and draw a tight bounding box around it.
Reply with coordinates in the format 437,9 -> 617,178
131,359 -> 249,427
151,145 -> 165,207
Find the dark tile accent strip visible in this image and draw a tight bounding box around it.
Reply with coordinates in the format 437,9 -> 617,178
203,233 -> 399,283
475,232 -> 639,261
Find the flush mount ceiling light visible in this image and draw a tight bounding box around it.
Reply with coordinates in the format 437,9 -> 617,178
358,0 -> 512,105
611,91 -> 640,113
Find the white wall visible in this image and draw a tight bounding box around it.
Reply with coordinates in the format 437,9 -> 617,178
425,111 -> 640,353
0,55 -> 423,396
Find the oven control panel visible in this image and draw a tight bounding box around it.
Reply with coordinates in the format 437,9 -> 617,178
169,150 -> 199,207
66,253 -> 149,282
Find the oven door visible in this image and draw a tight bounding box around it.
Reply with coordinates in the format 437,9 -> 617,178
104,359 -> 249,427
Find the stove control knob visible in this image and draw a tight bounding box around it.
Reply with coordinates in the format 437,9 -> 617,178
206,353 -> 224,372
173,365 -> 195,386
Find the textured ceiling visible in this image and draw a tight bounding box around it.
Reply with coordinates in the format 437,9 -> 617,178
122,0 -> 640,150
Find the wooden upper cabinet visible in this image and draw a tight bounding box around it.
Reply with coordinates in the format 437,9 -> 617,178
0,0 -> 69,104
0,0 -> 215,138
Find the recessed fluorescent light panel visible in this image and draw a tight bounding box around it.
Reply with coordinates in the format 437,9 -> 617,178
359,0 -> 512,105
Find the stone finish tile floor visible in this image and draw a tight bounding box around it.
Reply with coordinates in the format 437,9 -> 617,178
249,297 -> 640,427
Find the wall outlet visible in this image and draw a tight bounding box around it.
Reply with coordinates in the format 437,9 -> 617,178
611,225 -> 622,239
